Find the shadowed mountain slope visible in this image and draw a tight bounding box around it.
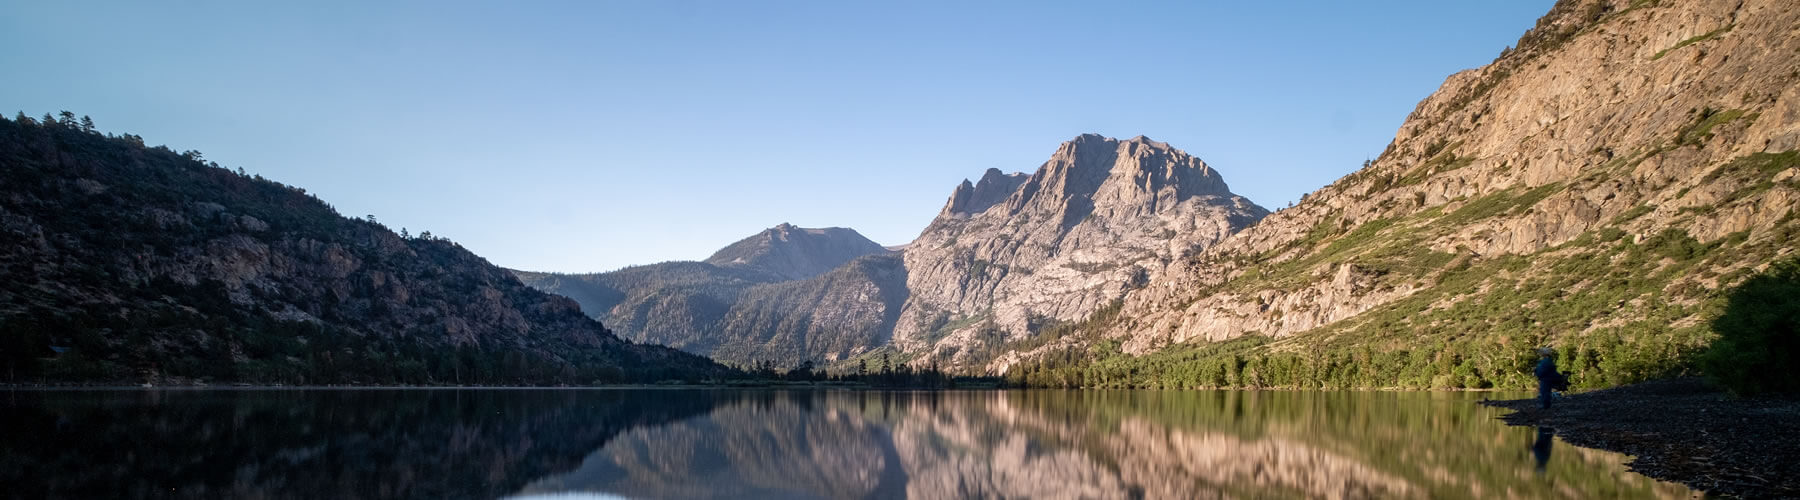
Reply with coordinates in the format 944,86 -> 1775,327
0,115 -> 724,385
513,225 -> 894,364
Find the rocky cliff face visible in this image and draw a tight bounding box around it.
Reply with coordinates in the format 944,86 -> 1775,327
941,168 -> 1030,217
899,134 -> 1267,366
997,0 -> 1800,383
0,116 -> 723,384
709,254 -> 908,365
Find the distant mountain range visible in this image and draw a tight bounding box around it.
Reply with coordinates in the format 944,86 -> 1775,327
516,134 -> 1268,369
705,224 -> 891,280
6,0 -> 1795,389
521,0 -> 1800,390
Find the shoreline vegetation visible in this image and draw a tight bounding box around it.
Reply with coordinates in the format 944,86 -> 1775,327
1482,377 -> 1800,498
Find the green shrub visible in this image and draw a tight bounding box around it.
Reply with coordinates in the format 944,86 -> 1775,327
1701,256 -> 1800,395
1651,25 -> 1733,61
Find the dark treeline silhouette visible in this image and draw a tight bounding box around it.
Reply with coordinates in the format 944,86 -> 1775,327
1700,255 -> 1800,395
726,354 -> 985,389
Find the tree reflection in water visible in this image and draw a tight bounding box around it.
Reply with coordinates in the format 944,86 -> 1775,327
0,389 -> 716,499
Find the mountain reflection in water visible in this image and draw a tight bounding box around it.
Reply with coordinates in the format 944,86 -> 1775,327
1,389 -> 1690,499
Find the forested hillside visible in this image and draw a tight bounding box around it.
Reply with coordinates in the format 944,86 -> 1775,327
0,113 -> 726,385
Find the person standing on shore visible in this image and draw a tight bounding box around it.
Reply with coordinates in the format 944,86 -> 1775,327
1535,347 -> 1560,409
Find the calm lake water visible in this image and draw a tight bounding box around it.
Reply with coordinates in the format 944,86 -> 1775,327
0,388 -> 1691,499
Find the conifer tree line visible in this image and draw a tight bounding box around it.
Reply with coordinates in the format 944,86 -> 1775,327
726,352 -> 963,388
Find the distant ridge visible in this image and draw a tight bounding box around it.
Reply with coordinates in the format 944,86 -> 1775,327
513,223 -> 894,363
704,223 -> 891,280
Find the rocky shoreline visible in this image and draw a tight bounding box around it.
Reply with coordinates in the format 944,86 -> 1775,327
1481,378 -> 1800,498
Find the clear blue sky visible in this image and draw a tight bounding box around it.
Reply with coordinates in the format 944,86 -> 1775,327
2,1 -> 1554,273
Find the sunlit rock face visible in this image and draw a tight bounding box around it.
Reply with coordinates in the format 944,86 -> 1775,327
1062,0 -> 1800,364
897,135 -> 1267,368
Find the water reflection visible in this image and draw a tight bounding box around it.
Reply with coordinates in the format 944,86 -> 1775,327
0,389 -> 716,499
1,389 -> 1690,499
1534,427 -> 1556,473
517,391 -> 1691,500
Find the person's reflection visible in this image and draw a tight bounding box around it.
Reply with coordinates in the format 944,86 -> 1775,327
1532,426 -> 1555,472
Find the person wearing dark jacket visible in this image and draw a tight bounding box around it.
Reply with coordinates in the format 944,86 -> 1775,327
1534,347 -> 1560,409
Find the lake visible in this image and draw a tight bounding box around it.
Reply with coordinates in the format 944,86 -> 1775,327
0,388 -> 1692,499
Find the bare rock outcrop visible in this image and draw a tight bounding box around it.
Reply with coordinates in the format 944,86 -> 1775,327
898,134 -> 1267,366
